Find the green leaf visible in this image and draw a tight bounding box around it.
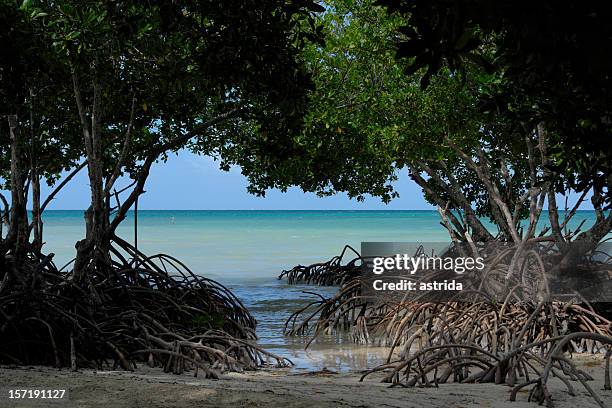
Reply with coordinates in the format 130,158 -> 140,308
32,11 -> 48,19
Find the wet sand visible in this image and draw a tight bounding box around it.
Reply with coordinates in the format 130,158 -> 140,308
1,354 -> 611,408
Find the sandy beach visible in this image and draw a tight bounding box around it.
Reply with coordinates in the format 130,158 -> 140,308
1,354 -> 610,408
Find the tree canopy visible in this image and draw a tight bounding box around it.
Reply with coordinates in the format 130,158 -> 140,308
377,0 -> 612,210
222,1 -> 516,238
0,0 -> 330,284
226,0 -> 611,249
0,0 -> 328,373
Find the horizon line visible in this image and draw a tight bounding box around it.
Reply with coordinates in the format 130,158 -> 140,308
36,208 -> 437,211
35,208 -> 597,212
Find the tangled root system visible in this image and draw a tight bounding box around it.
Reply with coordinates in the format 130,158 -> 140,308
0,237 -> 290,377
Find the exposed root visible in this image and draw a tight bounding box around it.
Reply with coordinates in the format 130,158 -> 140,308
285,245 -> 612,406
278,245 -> 362,285
0,237 -> 291,375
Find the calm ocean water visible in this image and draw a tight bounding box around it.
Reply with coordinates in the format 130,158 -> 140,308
43,210 -> 454,277
41,210 -> 599,280
39,210 -> 599,370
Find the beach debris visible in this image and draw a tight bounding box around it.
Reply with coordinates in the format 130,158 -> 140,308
293,367 -> 339,376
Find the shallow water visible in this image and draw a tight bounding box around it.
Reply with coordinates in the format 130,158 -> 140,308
38,210 -> 599,371
229,280 -> 393,372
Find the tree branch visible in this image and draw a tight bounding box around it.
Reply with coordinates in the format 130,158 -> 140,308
445,137 -> 520,242
537,123 -> 565,248
105,95 -> 136,195
409,167 -> 466,239
108,107 -> 246,235
559,185 -> 591,232
40,161 -> 87,214
70,70 -> 92,156
0,192 -> 9,225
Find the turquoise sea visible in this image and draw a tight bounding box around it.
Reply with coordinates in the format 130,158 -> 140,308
43,210 -> 455,278
39,210 -> 600,371
42,210 -> 600,280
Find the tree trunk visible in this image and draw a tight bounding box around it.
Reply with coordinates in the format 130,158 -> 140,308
7,115 -> 29,262
31,171 -> 42,252
71,77 -> 112,282
73,161 -> 112,282
29,88 -> 43,253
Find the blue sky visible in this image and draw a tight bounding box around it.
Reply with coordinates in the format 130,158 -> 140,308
13,150 -> 594,211
38,150 -> 433,210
